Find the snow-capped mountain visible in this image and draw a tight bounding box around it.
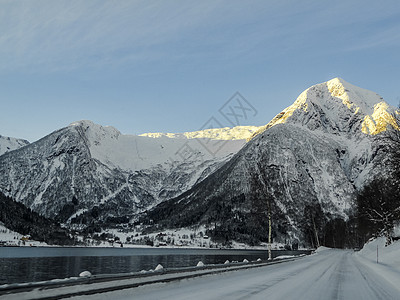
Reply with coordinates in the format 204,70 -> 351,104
0,135 -> 29,156
0,120 -> 260,223
144,78 -> 398,246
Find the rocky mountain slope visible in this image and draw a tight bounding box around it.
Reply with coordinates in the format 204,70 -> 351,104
143,78 -> 398,246
0,135 -> 29,156
0,120 -> 259,225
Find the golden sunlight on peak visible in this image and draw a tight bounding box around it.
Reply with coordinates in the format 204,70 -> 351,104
361,102 -> 399,135
140,126 -> 262,141
326,78 -> 354,111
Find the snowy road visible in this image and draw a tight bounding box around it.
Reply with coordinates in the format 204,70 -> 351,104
70,249 -> 400,300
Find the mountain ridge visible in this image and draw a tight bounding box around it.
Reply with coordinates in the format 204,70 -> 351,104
0,135 -> 29,156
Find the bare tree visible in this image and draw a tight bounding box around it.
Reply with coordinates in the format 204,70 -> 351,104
357,178 -> 400,246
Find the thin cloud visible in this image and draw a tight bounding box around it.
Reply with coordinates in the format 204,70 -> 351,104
0,0 -> 399,73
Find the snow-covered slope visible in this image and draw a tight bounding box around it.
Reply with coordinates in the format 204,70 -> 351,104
0,120 -> 259,222
145,78 -> 398,246
70,120 -> 259,172
141,126 -> 261,141
0,135 -> 29,156
252,78 -> 398,138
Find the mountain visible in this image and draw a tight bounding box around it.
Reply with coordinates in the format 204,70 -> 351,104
0,120 -> 260,227
1,78 -> 397,247
0,135 -> 29,156
143,78 -> 398,247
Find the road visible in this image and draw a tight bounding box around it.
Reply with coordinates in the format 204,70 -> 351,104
68,249 -> 400,300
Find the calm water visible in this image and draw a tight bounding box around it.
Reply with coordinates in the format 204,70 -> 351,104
0,247 -> 310,285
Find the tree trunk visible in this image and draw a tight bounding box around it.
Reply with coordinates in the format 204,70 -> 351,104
312,217 -> 320,248
385,226 -> 393,246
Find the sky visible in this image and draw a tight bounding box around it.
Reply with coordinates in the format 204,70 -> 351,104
1,0 -> 400,142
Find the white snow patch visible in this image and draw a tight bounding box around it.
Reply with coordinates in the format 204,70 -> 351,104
79,271 -> 92,278
155,264 -> 164,271
315,246 -> 331,253
196,261 -> 205,267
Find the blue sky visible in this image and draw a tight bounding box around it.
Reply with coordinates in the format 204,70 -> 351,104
1,0 -> 400,142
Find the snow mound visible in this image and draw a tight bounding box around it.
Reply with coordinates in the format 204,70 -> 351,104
196,261 -> 205,267
315,246 -> 331,253
274,255 -> 295,260
79,271 -> 92,277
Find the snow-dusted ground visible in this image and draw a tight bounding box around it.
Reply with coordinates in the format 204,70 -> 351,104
103,226 -> 292,250
0,223 -> 46,247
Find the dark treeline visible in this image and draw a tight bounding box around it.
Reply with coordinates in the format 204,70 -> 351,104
0,191 -> 74,245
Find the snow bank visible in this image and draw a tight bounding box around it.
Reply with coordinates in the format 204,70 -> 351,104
357,237 -> 400,269
274,255 -> 295,260
356,237 -> 400,292
314,246 -> 331,253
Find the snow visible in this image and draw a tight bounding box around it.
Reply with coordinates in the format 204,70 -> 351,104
140,126 -> 261,141
273,255 -> 296,260
0,223 -> 46,247
0,135 -> 29,156
264,77 -> 394,137
69,120 -> 259,173
314,246 -> 331,253
155,264 -> 164,271
355,237 -> 400,290
102,226 -> 291,250
196,261 -> 204,267
79,271 -> 92,278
